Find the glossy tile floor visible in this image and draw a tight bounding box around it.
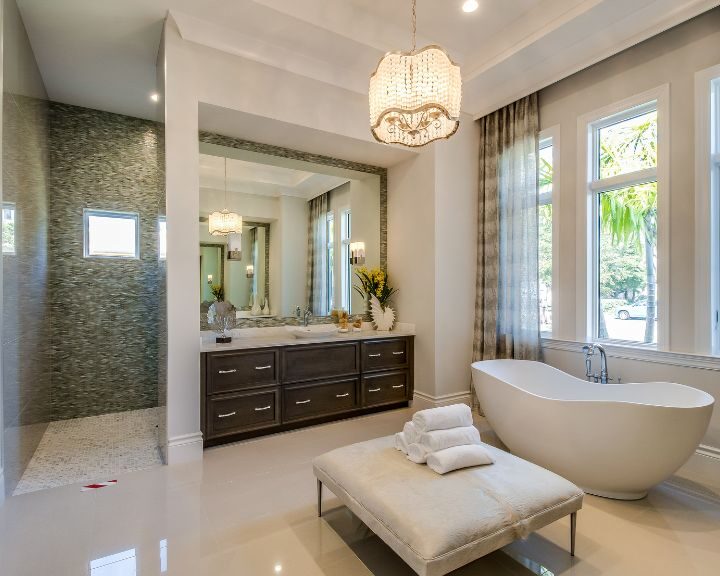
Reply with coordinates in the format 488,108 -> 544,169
13,408 -> 162,495
1,406 -> 719,575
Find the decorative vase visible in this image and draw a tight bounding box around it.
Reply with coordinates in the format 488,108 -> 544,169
369,294 -> 395,331
262,298 -> 270,315
251,297 -> 262,316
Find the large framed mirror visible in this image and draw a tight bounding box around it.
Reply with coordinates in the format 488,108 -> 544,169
198,133 -> 387,329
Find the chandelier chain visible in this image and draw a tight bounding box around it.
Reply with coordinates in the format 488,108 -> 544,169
411,0 -> 416,52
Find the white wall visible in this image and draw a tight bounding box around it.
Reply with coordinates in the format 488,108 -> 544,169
350,176 -> 381,313
277,195 -> 308,317
433,118 -> 480,399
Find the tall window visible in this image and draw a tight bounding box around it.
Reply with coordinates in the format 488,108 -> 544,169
326,211 -> 335,311
711,76 -> 720,352
590,102 -> 658,344
2,203 -> 16,255
340,209 -> 352,312
538,135 -> 553,334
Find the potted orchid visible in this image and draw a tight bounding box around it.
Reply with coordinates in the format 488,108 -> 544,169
353,267 -> 398,331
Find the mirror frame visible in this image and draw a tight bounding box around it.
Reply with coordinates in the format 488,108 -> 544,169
199,131 -> 387,328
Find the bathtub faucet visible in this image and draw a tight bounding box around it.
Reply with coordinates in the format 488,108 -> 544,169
582,343 -> 611,384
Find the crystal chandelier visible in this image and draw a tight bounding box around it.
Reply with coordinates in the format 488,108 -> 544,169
209,158 -> 242,236
369,0 -> 462,147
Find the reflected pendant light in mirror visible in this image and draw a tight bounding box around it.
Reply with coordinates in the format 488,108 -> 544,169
369,0 -> 461,147
209,157 -> 242,236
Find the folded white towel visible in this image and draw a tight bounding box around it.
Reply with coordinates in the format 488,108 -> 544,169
406,426 -> 481,464
426,444 -> 494,475
403,421 -> 419,444
418,426 -> 481,453
412,403 -> 473,433
394,432 -> 409,454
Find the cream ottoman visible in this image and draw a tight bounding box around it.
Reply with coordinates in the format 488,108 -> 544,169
313,436 -> 583,576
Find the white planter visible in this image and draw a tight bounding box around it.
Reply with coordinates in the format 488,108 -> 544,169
370,295 -> 395,331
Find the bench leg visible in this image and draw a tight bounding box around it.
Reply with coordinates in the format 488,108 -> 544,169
570,512 -> 577,556
317,479 -> 323,518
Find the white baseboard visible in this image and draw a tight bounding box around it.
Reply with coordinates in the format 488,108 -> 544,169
167,432 -> 204,464
413,390 -> 472,409
668,447 -> 720,499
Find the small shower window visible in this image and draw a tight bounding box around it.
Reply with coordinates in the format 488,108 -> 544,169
84,209 -> 139,259
2,202 -> 16,255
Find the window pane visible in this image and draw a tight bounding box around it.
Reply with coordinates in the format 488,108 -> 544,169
327,213 -> 334,311
86,211 -> 138,258
597,183 -> 657,343
598,110 -> 657,179
158,219 -> 167,260
538,142 -> 553,334
2,204 -> 16,254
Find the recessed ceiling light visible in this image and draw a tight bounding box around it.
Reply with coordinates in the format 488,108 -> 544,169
274,564 -> 282,574
462,0 -> 479,13
150,92 -> 160,103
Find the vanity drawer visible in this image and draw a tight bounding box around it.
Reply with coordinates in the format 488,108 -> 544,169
283,342 -> 360,383
361,339 -> 408,372
283,378 -> 359,422
208,349 -> 279,394
206,388 -> 280,438
362,371 -> 409,407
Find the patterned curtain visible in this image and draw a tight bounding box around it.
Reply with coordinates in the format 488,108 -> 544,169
473,94 -> 541,361
306,192 -> 329,316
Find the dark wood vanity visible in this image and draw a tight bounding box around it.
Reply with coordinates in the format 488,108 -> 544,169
201,335 -> 414,447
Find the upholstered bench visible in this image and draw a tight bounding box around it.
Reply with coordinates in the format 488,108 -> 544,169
313,435 -> 583,576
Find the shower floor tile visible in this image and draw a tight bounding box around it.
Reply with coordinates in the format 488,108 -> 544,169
12,408 -> 163,495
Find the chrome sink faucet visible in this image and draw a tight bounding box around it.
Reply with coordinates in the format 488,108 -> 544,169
295,305 -> 312,327
582,343 -> 613,384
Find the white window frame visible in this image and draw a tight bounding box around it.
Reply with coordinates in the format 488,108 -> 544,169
576,85 -> 670,350
695,64 -> 720,355
83,209 -> 140,259
538,126 -> 560,338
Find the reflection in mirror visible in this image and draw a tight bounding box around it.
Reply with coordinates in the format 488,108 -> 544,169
199,140 -> 383,328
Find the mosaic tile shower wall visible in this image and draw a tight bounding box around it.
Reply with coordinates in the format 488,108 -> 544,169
48,104 -> 161,420
2,93 -> 52,495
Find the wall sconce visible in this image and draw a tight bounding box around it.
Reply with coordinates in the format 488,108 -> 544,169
246,264 -> 254,278
349,242 -> 366,266
227,232 -> 243,261
207,274 -> 213,285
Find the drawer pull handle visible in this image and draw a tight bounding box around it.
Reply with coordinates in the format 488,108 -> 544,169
368,353 -> 382,358
368,388 -> 381,393
254,405 -> 272,411
296,399 -> 311,405
218,369 -> 237,374
218,411 -> 236,418
255,365 -> 272,370
392,351 -> 405,356
335,393 -> 350,398
392,385 -> 404,389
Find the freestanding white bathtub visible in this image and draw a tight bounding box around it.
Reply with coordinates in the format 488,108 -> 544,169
471,360 -> 715,500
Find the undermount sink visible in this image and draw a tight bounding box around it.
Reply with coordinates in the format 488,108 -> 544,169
286,325 -> 339,339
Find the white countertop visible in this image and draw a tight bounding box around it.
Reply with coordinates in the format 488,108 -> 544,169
200,323 -> 415,353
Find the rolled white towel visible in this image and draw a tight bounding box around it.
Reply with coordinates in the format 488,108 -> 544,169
426,444 -> 495,475
417,426 -> 481,453
412,403 -> 473,433
406,442 -> 429,464
403,421 -> 419,444
394,432 -> 409,454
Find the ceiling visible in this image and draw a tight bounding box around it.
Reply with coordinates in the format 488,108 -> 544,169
17,0 -> 720,124
199,154 -> 349,200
